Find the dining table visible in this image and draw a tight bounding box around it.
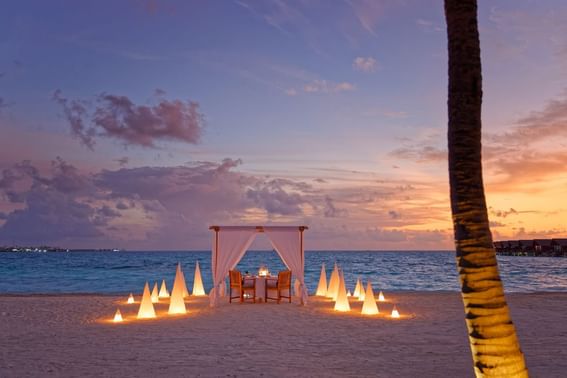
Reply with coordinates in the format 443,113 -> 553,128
243,275 -> 274,302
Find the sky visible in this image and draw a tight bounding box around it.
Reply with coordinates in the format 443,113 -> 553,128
1,0 -> 567,250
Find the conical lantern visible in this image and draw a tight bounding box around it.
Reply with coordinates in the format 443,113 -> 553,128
391,305 -> 400,318
169,264 -> 187,314
177,263 -> 190,298
378,291 -> 385,302
192,261 -> 206,296
358,282 -> 366,301
127,293 -> 135,304
326,263 -> 340,300
361,281 -> 379,315
158,279 -> 170,298
315,263 -> 328,296
353,277 -> 362,297
137,282 -> 156,319
113,308 -> 123,322
334,270 -> 350,312
151,282 -> 159,303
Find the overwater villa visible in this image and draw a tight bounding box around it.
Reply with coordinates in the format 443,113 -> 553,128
494,238 -> 567,257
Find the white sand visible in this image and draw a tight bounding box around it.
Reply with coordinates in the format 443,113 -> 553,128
0,292 -> 565,377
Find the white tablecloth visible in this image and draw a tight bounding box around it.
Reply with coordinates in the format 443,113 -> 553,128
241,276 -> 272,302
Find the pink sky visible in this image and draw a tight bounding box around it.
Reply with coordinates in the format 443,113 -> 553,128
1,1 -> 567,250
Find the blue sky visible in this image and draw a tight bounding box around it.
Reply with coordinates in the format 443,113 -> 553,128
1,0 -> 567,249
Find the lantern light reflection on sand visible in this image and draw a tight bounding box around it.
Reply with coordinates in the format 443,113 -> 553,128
127,293 -> 135,304
158,279 -> 170,298
326,263 -> 340,300
137,282 -> 157,319
334,270 -> 350,312
378,291 -> 385,302
391,305 -> 400,318
113,308 -> 123,322
151,282 -> 159,303
192,261 -> 206,296
315,263 -> 327,296
169,264 -> 187,314
361,281 -> 379,315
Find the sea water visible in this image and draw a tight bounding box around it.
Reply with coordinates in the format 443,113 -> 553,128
0,251 -> 566,294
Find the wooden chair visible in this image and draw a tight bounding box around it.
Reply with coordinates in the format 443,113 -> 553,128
229,270 -> 256,303
265,270 -> 292,304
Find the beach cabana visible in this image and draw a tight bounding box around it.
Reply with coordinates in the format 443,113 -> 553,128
208,225 -> 308,307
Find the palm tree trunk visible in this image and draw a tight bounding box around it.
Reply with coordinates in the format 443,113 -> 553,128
444,0 -> 528,376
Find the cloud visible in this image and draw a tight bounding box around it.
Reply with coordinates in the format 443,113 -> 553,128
323,196 -> 348,218
416,19 -> 442,33
352,57 -> 378,72
285,88 -> 298,96
303,80 -> 355,94
0,156 -> 459,249
0,159 -> 106,244
115,157 -> 129,166
489,221 -> 506,228
485,151 -> 567,191
53,90 -> 205,149
235,0 -> 294,35
489,207 -> 518,218
388,210 -> 401,219
488,93 -> 567,146
348,0 -> 385,37
389,145 -> 446,163
0,158 -> 312,246
52,90 -> 96,149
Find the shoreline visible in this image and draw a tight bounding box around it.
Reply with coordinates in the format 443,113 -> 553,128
1,289 -> 564,297
1,292 -> 565,377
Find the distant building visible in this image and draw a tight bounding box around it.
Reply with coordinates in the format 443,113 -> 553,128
494,238 -> 567,257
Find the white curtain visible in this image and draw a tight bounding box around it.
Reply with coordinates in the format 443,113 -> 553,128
265,228 -> 308,305
209,229 -> 257,306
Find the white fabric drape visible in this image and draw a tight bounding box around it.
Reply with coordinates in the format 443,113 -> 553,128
264,228 -> 308,305
209,229 -> 257,306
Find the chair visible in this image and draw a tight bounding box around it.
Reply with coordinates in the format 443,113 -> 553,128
229,270 -> 256,303
265,270 -> 292,303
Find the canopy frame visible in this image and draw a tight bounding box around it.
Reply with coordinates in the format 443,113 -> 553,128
208,225 -> 308,306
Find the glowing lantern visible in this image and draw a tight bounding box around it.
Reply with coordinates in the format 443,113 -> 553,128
353,277 -> 362,297
137,282 -> 156,319
258,264 -> 270,277
113,308 -> 123,322
315,263 -> 327,296
358,282 -> 366,302
334,270 -> 351,312
158,279 -> 170,298
177,263 -> 190,298
391,305 -> 400,318
151,282 -> 159,303
169,264 -> 187,314
378,291 -> 385,302
326,263 -> 340,300
192,261 -> 206,296
361,281 -> 379,315
347,290 -> 352,297
127,293 -> 135,304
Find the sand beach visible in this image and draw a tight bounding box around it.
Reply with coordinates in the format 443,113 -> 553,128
1,292 -> 565,377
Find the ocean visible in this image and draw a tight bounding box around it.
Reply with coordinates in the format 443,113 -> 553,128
1,251 -> 566,294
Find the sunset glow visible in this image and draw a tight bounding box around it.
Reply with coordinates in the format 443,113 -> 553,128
1,1 -> 566,250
